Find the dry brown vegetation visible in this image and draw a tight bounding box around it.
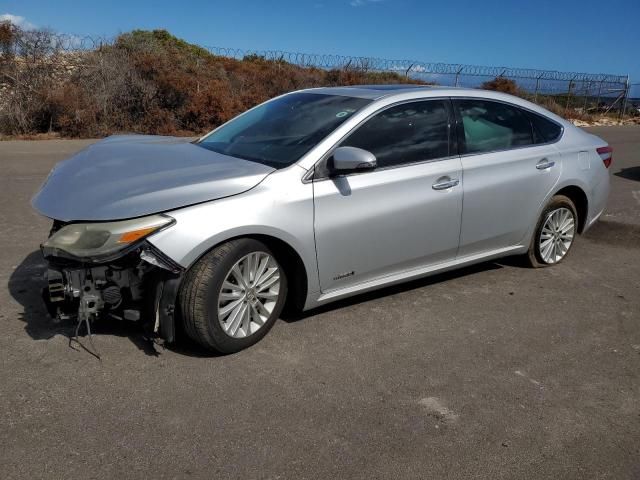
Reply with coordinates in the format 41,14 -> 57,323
480,77 -> 523,96
0,26 -> 425,138
479,76 -> 578,117
478,75 -> 637,125
1,24 -> 630,137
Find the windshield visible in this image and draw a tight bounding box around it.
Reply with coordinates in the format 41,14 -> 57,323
197,92 -> 371,168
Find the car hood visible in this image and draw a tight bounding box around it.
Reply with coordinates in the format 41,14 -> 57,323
32,135 -> 275,222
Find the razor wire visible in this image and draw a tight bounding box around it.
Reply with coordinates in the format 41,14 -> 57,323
7,29 -> 626,87
205,46 -> 629,107
205,46 -> 627,85
2,28 -> 630,107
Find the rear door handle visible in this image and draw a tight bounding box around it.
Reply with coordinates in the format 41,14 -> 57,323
536,158 -> 556,170
432,176 -> 460,190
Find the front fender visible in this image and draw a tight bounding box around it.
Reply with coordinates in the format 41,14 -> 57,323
146,168 -> 320,296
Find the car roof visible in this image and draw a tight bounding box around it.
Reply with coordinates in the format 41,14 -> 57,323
301,84 -> 465,100
296,84 -> 572,130
301,85 -> 553,105
302,83 -> 486,100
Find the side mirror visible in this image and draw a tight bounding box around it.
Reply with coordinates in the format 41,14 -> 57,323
331,146 -> 377,174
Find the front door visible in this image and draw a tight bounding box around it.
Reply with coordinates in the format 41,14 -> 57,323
313,99 -> 463,293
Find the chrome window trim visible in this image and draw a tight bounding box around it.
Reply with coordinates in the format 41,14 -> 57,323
303,97 -> 455,183
301,94 -> 566,183
456,138 -> 561,160
303,153 -> 462,183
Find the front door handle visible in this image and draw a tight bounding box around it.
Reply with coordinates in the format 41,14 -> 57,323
432,176 -> 460,190
536,158 -> 556,170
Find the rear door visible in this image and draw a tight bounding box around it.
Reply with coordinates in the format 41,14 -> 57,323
313,99 -> 463,293
452,98 -> 562,257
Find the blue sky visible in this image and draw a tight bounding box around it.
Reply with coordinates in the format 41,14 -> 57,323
3,0 -> 639,95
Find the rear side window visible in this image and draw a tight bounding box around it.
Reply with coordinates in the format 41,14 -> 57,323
454,99 -> 533,154
528,111 -> 563,144
341,100 -> 450,168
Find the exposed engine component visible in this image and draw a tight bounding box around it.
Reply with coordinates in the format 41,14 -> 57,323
101,284 -> 122,307
43,240 -> 184,343
46,263 -> 145,323
47,269 -> 66,302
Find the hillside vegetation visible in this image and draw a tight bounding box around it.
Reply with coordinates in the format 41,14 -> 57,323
0,26 -> 424,137
2,25 -> 629,138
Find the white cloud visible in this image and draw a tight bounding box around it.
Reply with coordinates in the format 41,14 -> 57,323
0,13 -> 36,30
350,0 -> 385,6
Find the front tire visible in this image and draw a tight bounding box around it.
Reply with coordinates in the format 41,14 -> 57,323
527,195 -> 578,267
179,239 -> 288,354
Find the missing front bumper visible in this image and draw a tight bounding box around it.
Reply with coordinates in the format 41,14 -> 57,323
43,243 -> 183,342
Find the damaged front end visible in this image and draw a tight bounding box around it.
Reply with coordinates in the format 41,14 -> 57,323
42,215 -> 183,343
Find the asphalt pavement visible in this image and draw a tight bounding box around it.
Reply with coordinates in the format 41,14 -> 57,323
1,126 -> 639,479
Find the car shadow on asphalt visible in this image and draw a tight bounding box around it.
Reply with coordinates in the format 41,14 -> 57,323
614,166 -> 640,181
582,219 -> 640,248
9,250 -> 526,358
281,258 -> 526,323
7,250 -> 169,358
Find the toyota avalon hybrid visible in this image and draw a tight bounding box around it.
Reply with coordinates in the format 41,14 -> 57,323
32,85 -> 611,353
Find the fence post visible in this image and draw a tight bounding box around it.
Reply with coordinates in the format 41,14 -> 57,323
595,80 -> 604,110
404,64 -> 414,79
582,80 -> 590,113
565,74 -> 578,114
454,66 -> 463,87
621,75 -> 630,119
534,73 -> 544,102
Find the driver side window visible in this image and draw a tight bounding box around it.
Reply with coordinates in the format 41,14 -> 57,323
340,100 -> 451,169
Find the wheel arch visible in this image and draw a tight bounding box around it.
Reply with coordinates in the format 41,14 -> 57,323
553,184 -> 589,233
244,234 -> 308,315
183,232 -> 310,316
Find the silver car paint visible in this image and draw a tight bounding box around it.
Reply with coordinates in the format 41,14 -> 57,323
149,164 -> 322,297
32,134 -> 274,221
37,86 -> 610,311
457,142 -> 563,257
313,156 -> 463,292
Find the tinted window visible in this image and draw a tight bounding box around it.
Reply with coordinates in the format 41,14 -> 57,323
454,99 -> 533,154
528,111 -> 562,143
197,93 -> 371,169
340,100 -> 450,168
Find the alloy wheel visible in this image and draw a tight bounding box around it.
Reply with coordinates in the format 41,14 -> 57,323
217,252 -> 281,338
539,207 -> 575,264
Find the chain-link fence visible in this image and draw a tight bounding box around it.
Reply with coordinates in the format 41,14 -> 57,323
0,26 -> 632,137
5,29 -> 631,109
206,46 -> 630,116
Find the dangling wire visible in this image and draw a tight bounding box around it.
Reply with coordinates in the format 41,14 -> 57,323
70,314 -> 101,360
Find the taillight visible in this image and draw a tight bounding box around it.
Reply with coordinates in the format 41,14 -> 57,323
597,146 -> 613,168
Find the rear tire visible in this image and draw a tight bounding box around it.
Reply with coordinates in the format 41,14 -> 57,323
526,195 -> 578,268
179,239 -> 287,354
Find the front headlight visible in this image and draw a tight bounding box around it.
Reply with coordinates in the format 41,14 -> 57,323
42,214 -> 175,260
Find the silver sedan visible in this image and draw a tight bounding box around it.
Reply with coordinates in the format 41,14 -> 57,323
33,85 -> 611,353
